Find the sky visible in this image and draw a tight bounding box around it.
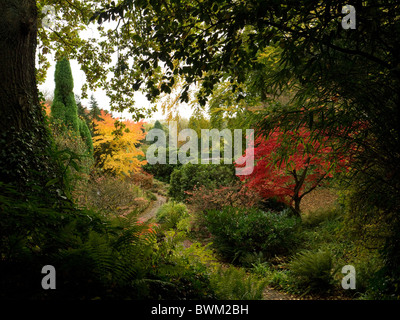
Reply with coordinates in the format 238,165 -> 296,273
38,59 -> 194,123
38,17 -> 193,123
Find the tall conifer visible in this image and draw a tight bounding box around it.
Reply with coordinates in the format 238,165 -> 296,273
51,58 -> 79,132
51,58 -> 93,153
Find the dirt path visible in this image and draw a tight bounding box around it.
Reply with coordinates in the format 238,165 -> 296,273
138,193 -> 167,222
263,287 -> 298,300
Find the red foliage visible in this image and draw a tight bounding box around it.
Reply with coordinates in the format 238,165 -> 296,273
235,126 -> 348,214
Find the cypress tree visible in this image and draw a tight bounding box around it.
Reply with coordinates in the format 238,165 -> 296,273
51,58 -> 79,132
51,58 -> 93,154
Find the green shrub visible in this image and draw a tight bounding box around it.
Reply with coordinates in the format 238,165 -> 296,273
143,147 -> 182,183
288,249 -> 335,293
344,251 -> 385,298
49,119 -> 94,187
210,266 -> 268,300
151,179 -> 168,196
299,207 -> 346,256
78,118 -> 93,154
169,168 -> 183,199
156,201 -> 189,229
144,230 -> 217,299
204,207 -> 301,263
168,163 -> 238,201
240,251 -> 269,268
302,207 -> 342,228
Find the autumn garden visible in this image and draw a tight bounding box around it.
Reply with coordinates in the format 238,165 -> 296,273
1,1 -> 400,303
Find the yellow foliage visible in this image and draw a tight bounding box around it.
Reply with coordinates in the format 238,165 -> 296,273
93,111 -> 147,175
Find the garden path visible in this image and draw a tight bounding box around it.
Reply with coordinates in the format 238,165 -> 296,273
138,193 -> 166,222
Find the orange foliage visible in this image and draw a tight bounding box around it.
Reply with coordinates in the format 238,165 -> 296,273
93,110 -> 147,175
43,103 -> 51,116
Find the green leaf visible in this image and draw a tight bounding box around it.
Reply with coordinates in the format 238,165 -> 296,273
45,178 -> 59,187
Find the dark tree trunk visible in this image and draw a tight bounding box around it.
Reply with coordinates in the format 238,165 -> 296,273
0,0 -> 55,190
0,0 -> 41,131
291,194 -> 302,219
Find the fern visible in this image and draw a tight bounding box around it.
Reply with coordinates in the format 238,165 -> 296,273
210,266 -> 268,300
0,181 -> 213,299
289,249 -> 335,293
156,201 -> 189,229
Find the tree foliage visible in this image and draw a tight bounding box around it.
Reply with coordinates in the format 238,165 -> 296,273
51,58 -> 93,154
92,110 -> 146,175
87,0 -> 400,284
169,163 -> 238,201
88,0 -> 400,193
237,126 -> 348,217
2,0 -> 400,299
51,58 -> 79,131
88,94 -> 102,123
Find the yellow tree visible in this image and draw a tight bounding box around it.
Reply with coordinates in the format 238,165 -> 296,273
93,111 -> 146,175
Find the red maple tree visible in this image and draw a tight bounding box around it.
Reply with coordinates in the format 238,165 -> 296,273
236,126 -> 348,217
